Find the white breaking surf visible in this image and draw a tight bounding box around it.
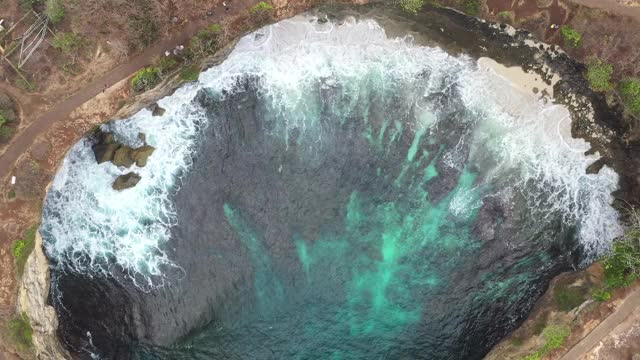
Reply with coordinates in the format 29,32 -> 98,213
41,14 -> 622,286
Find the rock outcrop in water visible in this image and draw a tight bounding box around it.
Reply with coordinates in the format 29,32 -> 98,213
92,130 -> 155,168
147,103 -> 166,117
91,129 -> 155,190
18,231 -> 71,359
112,172 -> 142,190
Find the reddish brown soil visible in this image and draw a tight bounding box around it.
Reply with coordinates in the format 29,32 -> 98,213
485,0 -> 571,41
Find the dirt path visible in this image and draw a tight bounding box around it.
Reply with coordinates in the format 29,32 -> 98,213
560,287 -> 640,359
567,0 -> 640,22
0,0 -> 256,179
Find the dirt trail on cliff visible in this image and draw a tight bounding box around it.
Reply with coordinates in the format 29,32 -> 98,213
0,0 -> 256,179
568,0 -> 640,21
560,287 -> 640,359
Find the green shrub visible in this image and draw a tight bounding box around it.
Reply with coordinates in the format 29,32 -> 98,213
155,56 -> 178,75
464,0 -> 480,15
398,0 -> 425,13
620,78 -> 640,115
497,11 -> 512,21
0,108 -> 14,123
190,24 -> 222,57
593,288 -> 613,302
180,65 -> 200,82
7,313 -> 33,351
586,59 -> 614,92
52,32 -> 84,54
45,0 -> 65,25
8,190 -> 16,199
603,236 -> 640,288
0,112 -> 8,127
522,352 -> 542,360
21,0 -> 41,10
0,110 -> 13,140
554,285 -> 586,311
11,225 -> 37,276
560,25 -> 582,48
0,125 -> 14,138
523,325 -> 570,360
131,67 -> 161,92
541,325 -> 570,352
250,1 -> 273,15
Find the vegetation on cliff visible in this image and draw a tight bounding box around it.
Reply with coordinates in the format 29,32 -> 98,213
522,325 -> 571,360
0,94 -> 18,140
592,210 -> 640,300
180,65 -> 201,82
7,313 -> 33,353
586,59 -> 614,92
560,26 -> 582,48
250,1 -> 274,15
11,225 -> 38,277
554,285 -> 587,311
463,0 -> 480,15
190,24 -> 223,58
398,0 -> 426,14
45,0 -> 65,25
52,32 -> 85,55
131,67 -> 162,92
130,22 -> 223,92
0,112 -> 15,139
621,79 -> 640,116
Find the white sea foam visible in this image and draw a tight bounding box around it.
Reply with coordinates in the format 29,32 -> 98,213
41,14 -> 621,284
42,84 -> 206,287
462,65 -> 622,256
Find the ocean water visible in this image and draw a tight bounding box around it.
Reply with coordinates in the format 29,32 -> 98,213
41,14 -> 622,359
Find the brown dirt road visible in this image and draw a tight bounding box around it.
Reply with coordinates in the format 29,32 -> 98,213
560,287 -> 640,359
569,0 -> 640,21
0,0 -> 256,181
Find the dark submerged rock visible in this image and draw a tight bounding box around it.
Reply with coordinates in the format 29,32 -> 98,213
148,103 -> 166,117
586,158 -> 606,175
112,172 -> 141,190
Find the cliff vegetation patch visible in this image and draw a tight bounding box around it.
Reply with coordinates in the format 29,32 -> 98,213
45,0 -> 65,25
522,325 -> 571,360
586,59 -> 614,92
7,313 -> 33,353
11,225 -> 38,277
560,25 -> 582,48
621,79 -> 640,116
131,67 -> 161,93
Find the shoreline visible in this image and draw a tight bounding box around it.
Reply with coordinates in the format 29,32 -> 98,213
4,2 -> 325,358
2,1 -> 637,359
478,57 -> 560,98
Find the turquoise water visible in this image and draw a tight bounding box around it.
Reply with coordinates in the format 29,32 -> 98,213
131,59 -> 578,358
42,14 -> 621,360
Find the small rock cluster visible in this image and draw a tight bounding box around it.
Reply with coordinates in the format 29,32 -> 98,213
91,130 -> 155,190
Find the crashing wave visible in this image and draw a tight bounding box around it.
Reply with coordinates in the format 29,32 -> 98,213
41,14 -> 621,287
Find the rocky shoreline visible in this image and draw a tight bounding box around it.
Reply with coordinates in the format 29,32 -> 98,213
11,2 -> 321,359
14,2 -> 636,359
18,231 -> 71,359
